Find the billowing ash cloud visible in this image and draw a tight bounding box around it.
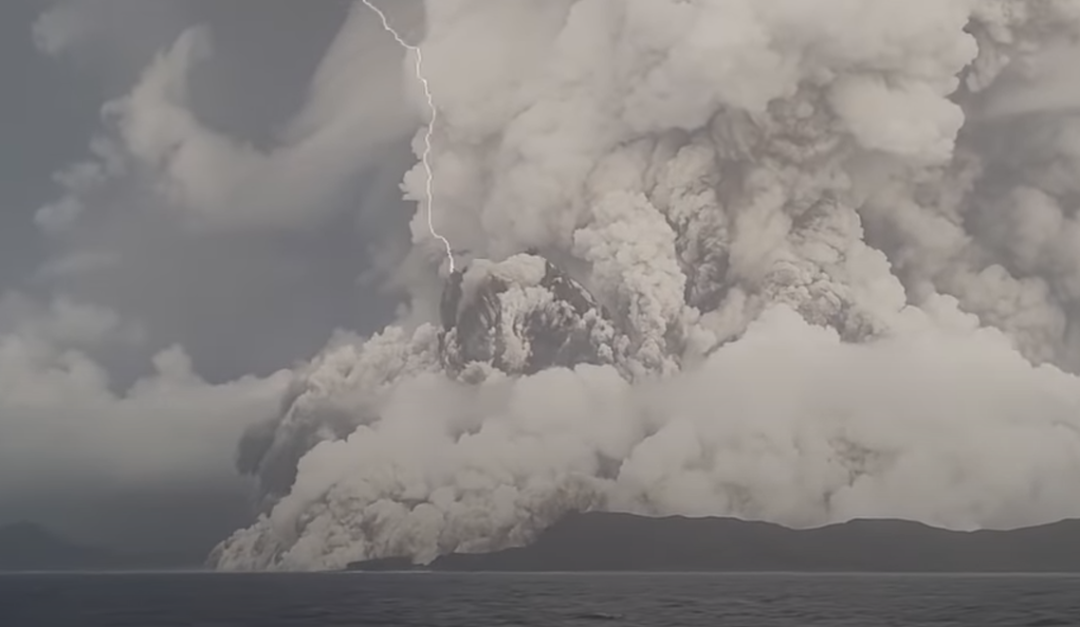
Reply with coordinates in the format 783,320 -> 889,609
211,0 -> 1080,571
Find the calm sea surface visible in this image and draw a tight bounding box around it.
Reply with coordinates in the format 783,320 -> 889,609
1,572 -> 1077,627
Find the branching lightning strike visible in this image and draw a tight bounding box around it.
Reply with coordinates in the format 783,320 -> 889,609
361,0 -> 456,274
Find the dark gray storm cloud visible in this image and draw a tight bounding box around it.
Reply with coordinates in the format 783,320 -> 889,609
31,0 -> 414,383
1,0 -> 419,553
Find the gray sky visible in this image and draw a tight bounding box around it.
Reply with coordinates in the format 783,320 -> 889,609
0,0 -> 417,555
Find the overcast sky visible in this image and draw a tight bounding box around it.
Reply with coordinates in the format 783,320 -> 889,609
1,0 -> 420,555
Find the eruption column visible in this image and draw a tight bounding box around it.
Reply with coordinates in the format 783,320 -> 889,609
361,0 -> 456,273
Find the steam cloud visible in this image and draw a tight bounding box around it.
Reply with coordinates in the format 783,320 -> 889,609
209,0 -> 1080,570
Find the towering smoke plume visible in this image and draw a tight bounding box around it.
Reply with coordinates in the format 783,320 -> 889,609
211,0 -> 1080,571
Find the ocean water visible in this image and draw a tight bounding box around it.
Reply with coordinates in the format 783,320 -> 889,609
1,572 -> 1077,627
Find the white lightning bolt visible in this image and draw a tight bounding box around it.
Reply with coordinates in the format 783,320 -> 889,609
361,0 -> 456,274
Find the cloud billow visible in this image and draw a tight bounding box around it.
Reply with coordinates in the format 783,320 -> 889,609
207,1 -> 1080,570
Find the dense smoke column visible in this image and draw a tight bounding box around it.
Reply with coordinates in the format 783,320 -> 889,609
439,256 -> 620,377
212,1 -> 1080,571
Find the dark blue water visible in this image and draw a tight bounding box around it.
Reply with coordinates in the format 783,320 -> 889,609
1,572 -> 1077,627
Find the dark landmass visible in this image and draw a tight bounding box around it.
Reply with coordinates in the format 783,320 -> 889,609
347,556 -> 422,572
0,522 -> 199,572
348,512 -> 1080,573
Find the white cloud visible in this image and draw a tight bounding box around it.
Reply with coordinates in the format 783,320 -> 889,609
0,293 -> 290,503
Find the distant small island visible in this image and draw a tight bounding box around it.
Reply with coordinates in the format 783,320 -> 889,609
347,512 -> 1080,573
0,522 -> 197,572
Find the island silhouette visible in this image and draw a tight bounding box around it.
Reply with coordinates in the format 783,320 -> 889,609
348,512 -> 1080,573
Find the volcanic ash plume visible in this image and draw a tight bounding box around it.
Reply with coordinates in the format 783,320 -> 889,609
211,0 -> 1080,571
